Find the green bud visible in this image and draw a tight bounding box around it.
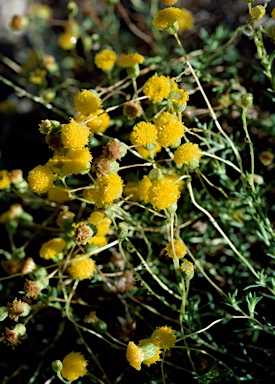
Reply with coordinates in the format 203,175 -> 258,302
117,222 -> 129,240
21,302 -> 31,318
266,26 -> 275,39
13,323 -> 27,336
126,64 -> 140,79
149,168 -> 164,181
52,360 -> 63,373
33,267 -> 48,278
180,259 -> 194,280
109,161 -> 120,174
140,343 -> 159,360
241,93 -> 253,109
163,21 -> 179,35
0,307 -> 8,321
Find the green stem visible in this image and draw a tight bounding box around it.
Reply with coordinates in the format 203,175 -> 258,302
241,107 -> 255,194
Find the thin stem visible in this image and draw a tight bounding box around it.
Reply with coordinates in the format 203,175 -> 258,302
241,107 -> 255,193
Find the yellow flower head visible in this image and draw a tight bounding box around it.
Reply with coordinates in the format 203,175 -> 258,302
47,186 -> 70,203
61,119 -> 90,149
143,74 -> 171,104
123,181 -> 140,201
39,238 -> 67,260
271,8 -> 275,18
74,90 -> 102,115
174,142 -> 202,168
157,119 -> 185,147
130,122 -> 157,146
94,49 -> 117,71
118,53 -> 144,68
64,148 -> 92,175
151,326 -> 177,349
29,69 -> 47,85
180,259 -> 194,280
126,341 -> 159,371
165,173 -> 184,191
58,32 -> 78,50
61,352 -> 88,381
68,256 -> 96,280
126,341 -> 144,371
153,7 -> 182,32
148,178 -> 180,210
0,204 -> 23,224
28,165 -> 56,195
80,109 -> 110,134
88,211 -> 111,236
165,239 -> 187,259
251,6 -> 265,20
169,89 -> 189,106
0,170 -> 11,190
84,173 -> 123,207
178,8 -> 194,31
135,142 -> 162,160
88,236 -> 108,247
138,175 -> 152,202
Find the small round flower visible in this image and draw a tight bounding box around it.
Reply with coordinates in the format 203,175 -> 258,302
88,211 -> 111,236
165,239 -> 187,259
180,259 -> 194,280
74,90 -> 102,115
138,175 -> 152,202
39,238 -> 67,260
178,8 -> 194,31
103,140 -> 128,160
157,119 -> 185,147
73,222 -> 95,245
251,6 -> 265,20
0,170 -> 11,190
84,109 -> 110,134
28,165 -> 56,195
62,148 -> 92,175
68,256 -> 96,280
174,142 -> 202,168
24,280 -> 43,299
7,299 -> 30,321
94,49 -> 117,71
151,326 -> 177,349
259,151 -> 274,166
148,178 -> 180,210
61,119 -> 90,149
118,53 -> 144,68
123,101 -> 142,120
143,74 -> 171,104
169,89 -> 189,107
10,15 -> 29,30
152,7 -> 182,33
47,186 -> 70,203
61,352 -> 88,381
92,173 -> 123,207
130,122 -> 157,146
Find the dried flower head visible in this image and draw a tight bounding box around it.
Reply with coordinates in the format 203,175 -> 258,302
3,324 -> 26,348
73,222 -> 95,245
259,151 -> 274,166
7,299 -> 30,322
24,280 -> 42,299
74,90 -> 101,115
21,257 -> 36,275
61,352 -> 88,381
123,101 -> 142,120
94,49 -> 117,71
103,140 -> 127,160
151,326 -> 177,349
68,256 -> 96,280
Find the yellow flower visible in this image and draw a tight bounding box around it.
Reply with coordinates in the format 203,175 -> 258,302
165,239 -> 187,259
123,102 -> 142,120
0,204 -> 23,223
148,178 -> 180,210
0,170 -> 10,190
28,165 -> 56,195
29,69 -> 47,85
61,352 -> 88,381
126,342 -> 144,371
251,6 -> 265,20
123,181 -> 140,201
74,90 -> 102,115
94,49 -> 117,71
174,142 -> 202,168
47,186 -> 70,203
130,122 -> 157,146
68,256 -> 96,280
169,89 -> 189,106
165,173 -> 184,191
143,74 -> 171,104
118,53 -> 144,67
58,32 -> 78,50
135,143 -> 162,159
39,238 -> 67,260
88,236 -> 108,247
151,326 -> 177,349
80,109 -> 110,134
271,8 -> 275,18
152,7 -> 182,32
65,148 -> 93,175
180,259 -> 194,280
61,119 -> 90,149
178,8 -> 194,31
138,175 -> 152,202
157,119 -> 185,147
88,211 -> 111,236
84,173 -> 123,207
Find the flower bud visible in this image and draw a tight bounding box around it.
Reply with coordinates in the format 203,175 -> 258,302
84,311 -> 108,333
52,360 -> 63,373
117,222 -> 129,240
241,93 -> 253,109
0,307 -> 8,321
